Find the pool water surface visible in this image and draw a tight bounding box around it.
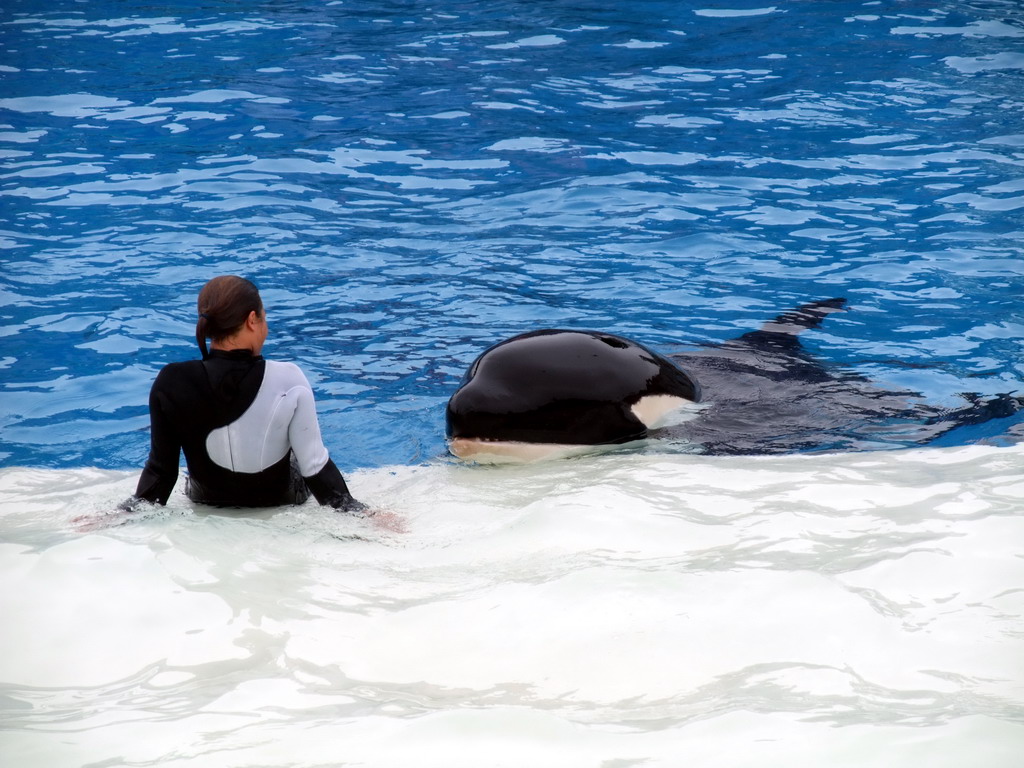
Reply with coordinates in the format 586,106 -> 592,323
1,1 -> 1023,765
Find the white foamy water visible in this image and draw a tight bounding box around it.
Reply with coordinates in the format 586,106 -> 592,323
2,446 -> 1023,766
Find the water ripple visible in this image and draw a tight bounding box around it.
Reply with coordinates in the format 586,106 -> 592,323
1,0 -> 1023,472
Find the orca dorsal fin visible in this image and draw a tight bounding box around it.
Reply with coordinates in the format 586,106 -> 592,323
758,298 -> 847,334
736,298 -> 847,350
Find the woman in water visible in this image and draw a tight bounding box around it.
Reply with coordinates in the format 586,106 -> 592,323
127,275 -> 364,512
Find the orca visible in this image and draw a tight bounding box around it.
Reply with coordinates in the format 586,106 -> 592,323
446,328 -> 702,461
445,299 -> 1023,461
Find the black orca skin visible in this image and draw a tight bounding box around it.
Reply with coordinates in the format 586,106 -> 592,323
446,299 -> 1024,457
446,329 -> 700,447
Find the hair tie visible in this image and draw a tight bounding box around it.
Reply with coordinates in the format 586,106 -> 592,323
199,312 -> 211,320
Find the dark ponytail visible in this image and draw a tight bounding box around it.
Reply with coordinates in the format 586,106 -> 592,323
195,276 -> 263,359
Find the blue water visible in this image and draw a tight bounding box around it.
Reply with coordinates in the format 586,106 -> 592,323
2,0 -> 1023,472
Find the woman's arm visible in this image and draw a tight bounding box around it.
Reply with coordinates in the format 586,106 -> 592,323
304,458 -> 366,512
132,371 -> 182,505
284,366 -> 365,512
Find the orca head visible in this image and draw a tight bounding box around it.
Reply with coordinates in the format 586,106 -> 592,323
445,329 -> 701,461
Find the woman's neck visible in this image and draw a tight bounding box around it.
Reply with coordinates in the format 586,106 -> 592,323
209,346 -> 257,357
211,341 -> 258,354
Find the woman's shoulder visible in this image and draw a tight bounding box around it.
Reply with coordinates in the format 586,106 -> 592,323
154,359 -> 205,382
264,359 -> 312,388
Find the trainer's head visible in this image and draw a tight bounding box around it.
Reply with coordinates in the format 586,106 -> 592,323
195,276 -> 265,358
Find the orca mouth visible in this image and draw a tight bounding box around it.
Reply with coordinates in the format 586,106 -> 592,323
448,428 -> 643,446
447,437 -> 608,463
446,395 -> 652,447
448,436 -> 531,449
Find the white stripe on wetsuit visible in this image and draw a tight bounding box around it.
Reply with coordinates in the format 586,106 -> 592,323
205,360 -> 330,477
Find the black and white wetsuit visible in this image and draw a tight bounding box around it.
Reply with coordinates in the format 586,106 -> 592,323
134,349 -> 359,510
